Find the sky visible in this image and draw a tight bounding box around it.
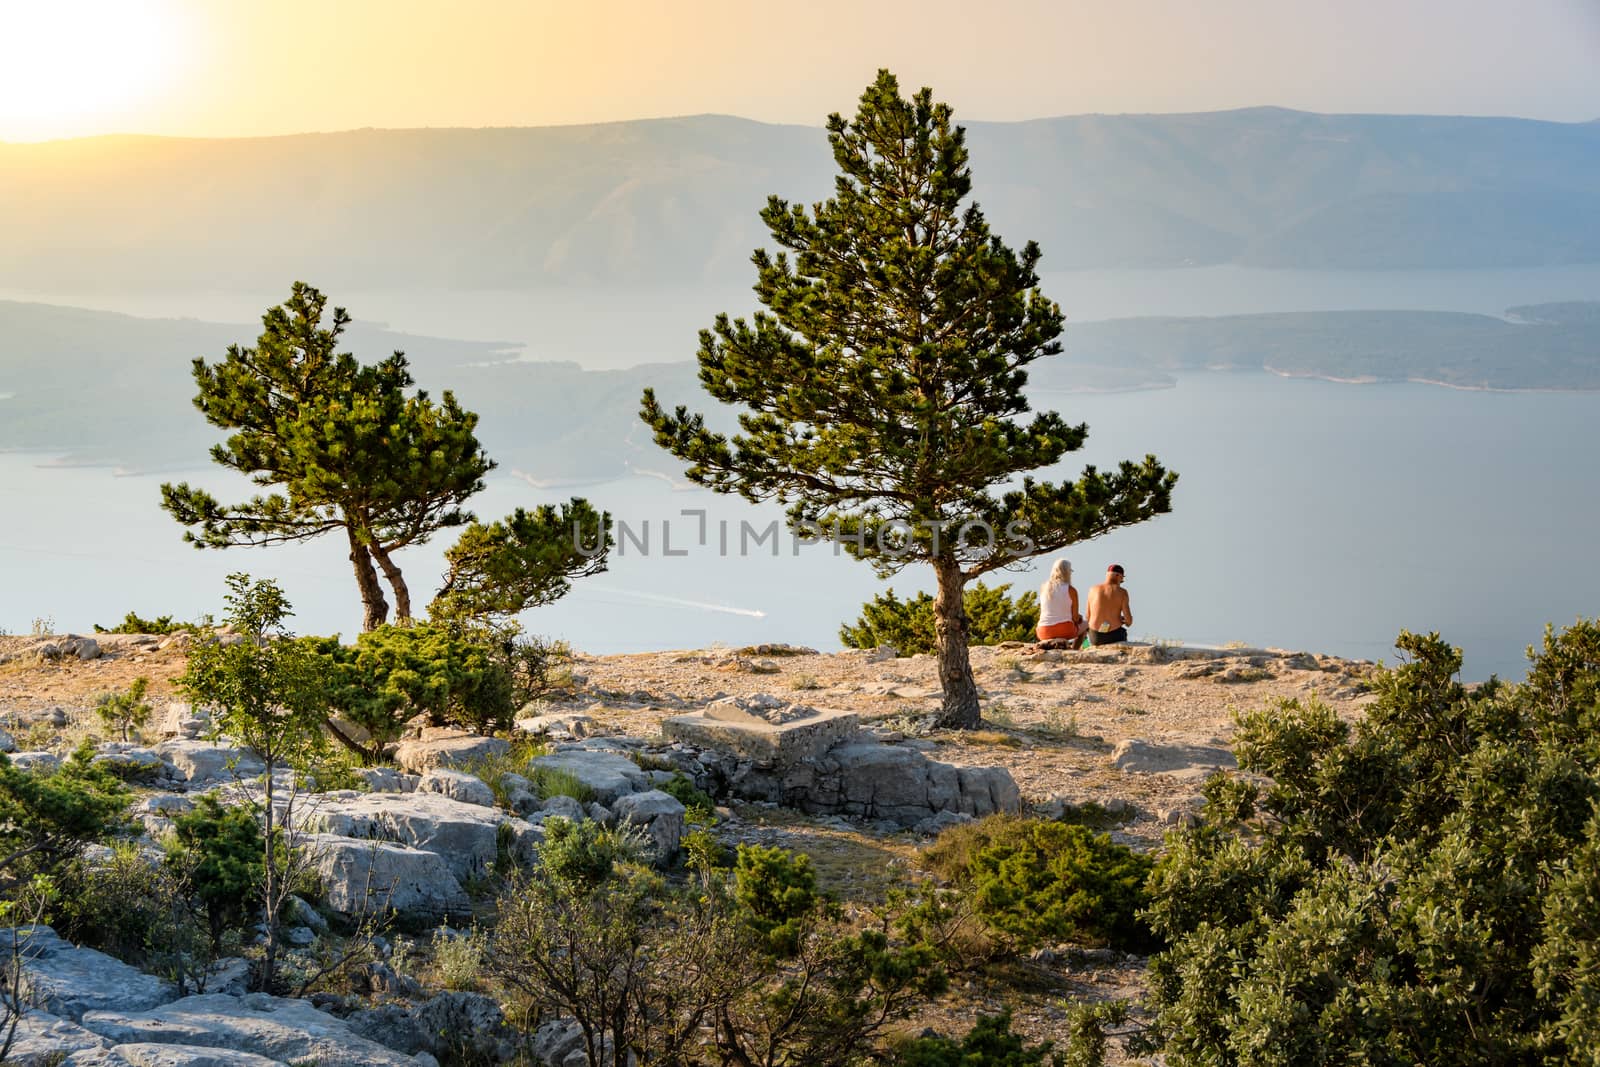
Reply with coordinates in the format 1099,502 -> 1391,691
1,0 -> 1599,142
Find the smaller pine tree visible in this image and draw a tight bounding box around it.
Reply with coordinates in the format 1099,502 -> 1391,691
95,676 -> 153,742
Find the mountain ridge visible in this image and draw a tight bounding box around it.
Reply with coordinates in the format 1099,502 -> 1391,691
4,109 -> 1596,289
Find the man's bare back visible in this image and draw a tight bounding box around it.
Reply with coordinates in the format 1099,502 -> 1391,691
1086,564 -> 1131,644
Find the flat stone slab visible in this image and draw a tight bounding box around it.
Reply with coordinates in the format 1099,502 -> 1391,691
79,993 -> 425,1067
10,926 -> 176,1022
1111,738 -> 1237,778
663,706 -> 859,765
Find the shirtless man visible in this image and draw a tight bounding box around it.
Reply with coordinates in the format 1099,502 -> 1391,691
1085,563 -> 1132,646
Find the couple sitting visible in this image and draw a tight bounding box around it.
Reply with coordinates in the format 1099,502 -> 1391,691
1035,560 -> 1132,648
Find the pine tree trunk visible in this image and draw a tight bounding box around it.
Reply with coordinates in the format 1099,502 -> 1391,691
931,556 -> 981,729
346,527 -> 389,631
369,544 -> 412,624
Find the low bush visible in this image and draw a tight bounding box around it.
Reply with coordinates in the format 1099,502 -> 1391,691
51,844 -> 213,992
659,772 -> 716,823
306,621 -> 517,762
166,793 -> 265,950
923,815 -> 1157,952
93,612 -> 208,635
733,844 -> 818,957
893,1012 -> 1062,1066
840,582 -> 1037,655
0,743 -> 127,888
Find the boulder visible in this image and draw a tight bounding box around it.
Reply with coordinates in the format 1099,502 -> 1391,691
65,1043 -> 285,1066
91,745 -> 178,783
155,741 -> 264,786
414,768 -> 496,808
8,751 -> 60,773
353,767 -> 410,793
514,713 -> 595,739
5,1009 -> 110,1065
538,795 -> 588,822
391,734 -> 508,774
530,1018 -> 584,1067
1110,739 -> 1236,777
528,749 -> 647,804
299,793 -> 538,880
78,992 -> 426,1066
612,790 -> 686,856
347,991 -> 517,1063
9,926 -> 176,1022
0,729 -> 15,753
303,834 -> 471,924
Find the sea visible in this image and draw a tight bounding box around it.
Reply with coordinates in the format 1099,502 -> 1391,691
3,265 -> 1599,683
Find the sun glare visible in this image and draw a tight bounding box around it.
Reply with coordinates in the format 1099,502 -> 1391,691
0,0 -> 188,141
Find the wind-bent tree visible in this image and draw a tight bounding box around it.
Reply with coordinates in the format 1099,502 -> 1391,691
641,71 -> 1176,727
162,283 -> 611,630
430,500 -> 613,626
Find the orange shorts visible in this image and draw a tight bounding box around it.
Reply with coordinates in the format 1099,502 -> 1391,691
1036,620 -> 1081,641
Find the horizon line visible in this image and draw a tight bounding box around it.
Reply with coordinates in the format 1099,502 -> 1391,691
5,103 -> 1597,147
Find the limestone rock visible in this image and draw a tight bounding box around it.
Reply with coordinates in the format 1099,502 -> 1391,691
612,790 -> 686,855
353,766 -> 410,793
66,1043 -> 285,1066
538,795 -> 588,822
155,741 -> 264,786
514,713 -> 595,739
414,768 -> 496,808
11,926 -> 176,1022
528,749 -> 646,804
9,752 -> 61,773
5,1009 -> 110,1065
78,992 -> 426,1066
1110,739 -> 1236,777
347,991 -> 517,1063
303,834 -> 471,924
391,734 -> 509,774
0,729 -> 15,753
91,745 -> 179,783
299,792 -> 538,880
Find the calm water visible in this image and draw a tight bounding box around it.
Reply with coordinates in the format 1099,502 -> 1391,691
7,263 -> 1600,368
3,372 -> 1596,682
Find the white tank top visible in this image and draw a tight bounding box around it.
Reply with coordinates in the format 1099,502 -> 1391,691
1038,581 -> 1077,626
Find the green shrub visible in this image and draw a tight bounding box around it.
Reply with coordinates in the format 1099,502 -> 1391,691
1143,624 -> 1600,1065
965,819 -> 1156,951
0,743 -> 127,886
51,845 -> 205,979
840,582 -> 1037,655
306,621 -> 516,762
733,843 -> 819,957
166,794 -> 265,949
893,1012 -> 1062,1066
462,736 -> 549,806
431,925 -> 488,992
93,612 -> 207,635
660,772 -> 716,823
538,817 -> 642,891
94,676 -> 153,742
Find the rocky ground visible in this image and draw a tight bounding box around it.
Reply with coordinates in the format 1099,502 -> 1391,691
0,631 -> 1381,1064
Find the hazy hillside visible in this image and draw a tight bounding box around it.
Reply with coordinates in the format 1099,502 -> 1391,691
3,300 -> 1595,480
2,109 -> 1597,294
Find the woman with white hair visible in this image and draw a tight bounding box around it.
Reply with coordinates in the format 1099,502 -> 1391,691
1036,558 -> 1085,648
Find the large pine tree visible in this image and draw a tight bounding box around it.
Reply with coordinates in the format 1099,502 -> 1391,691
641,72 -> 1176,727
